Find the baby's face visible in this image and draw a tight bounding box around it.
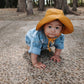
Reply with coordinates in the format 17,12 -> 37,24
43,20 -> 63,38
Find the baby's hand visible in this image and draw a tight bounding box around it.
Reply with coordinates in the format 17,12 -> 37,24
50,55 -> 61,62
33,62 -> 46,69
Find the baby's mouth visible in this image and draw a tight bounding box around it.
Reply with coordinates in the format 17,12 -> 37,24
49,34 -> 56,36
50,34 -> 56,35
47,35 -> 56,38
47,32 -> 56,35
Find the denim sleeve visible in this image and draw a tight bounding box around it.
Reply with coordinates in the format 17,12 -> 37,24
27,31 -> 42,55
29,40 -> 42,55
54,34 -> 64,49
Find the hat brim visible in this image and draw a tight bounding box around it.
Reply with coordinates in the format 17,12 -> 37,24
36,15 -> 74,34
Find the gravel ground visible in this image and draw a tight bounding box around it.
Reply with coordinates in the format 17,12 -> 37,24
0,8 -> 84,84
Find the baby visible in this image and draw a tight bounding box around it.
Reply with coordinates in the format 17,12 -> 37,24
25,8 -> 74,69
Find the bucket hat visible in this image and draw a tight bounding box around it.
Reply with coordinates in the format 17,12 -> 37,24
36,8 -> 74,34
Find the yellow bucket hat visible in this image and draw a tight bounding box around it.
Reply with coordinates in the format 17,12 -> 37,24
36,8 -> 74,34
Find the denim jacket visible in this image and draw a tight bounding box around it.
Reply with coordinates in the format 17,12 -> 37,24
25,28 -> 64,55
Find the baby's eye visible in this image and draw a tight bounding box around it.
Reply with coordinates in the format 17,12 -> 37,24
48,26 -> 52,28
56,27 -> 59,29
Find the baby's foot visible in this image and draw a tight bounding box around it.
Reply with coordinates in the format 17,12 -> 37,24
33,62 -> 46,69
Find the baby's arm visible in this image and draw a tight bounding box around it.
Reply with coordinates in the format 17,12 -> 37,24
51,34 -> 64,62
31,53 -> 46,69
55,48 -> 62,56
50,49 -> 62,62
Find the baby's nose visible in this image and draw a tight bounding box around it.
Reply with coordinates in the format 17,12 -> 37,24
51,28 -> 55,32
